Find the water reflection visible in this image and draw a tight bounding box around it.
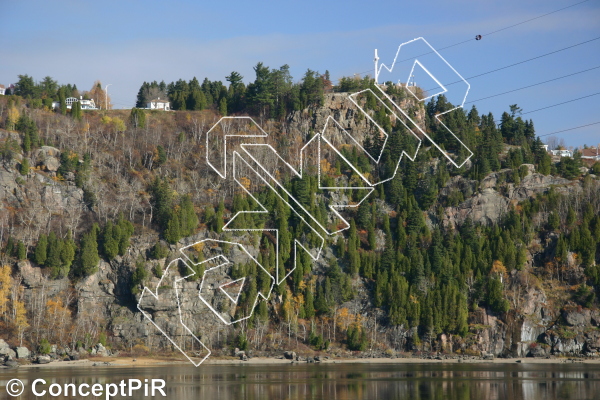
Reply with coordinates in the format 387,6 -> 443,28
1,362 -> 599,400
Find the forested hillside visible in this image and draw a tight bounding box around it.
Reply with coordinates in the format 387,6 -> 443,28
0,66 -> 599,362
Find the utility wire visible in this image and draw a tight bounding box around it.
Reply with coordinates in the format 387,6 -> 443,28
353,0 -> 592,76
482,0 -> 591,37
463,65 -> 600,104
521,92 -> 600,116
490,91 -> 600,124
538,121 -> 600,137
426,36 -> 600,92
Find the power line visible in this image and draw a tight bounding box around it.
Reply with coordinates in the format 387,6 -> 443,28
521,92 -> 600,116
426,36 -> 600,92
490,91 -> 600,124
482,0 -> 591,37
353,0 -> 592,76
463,65 -> 600,104
539,121 -> 600,137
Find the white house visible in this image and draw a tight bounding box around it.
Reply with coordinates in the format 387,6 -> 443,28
53,96 -> 97,110
79,98 -> 97,110
550,149 -> 572,158
147,98 -> 170,111
0,85 -> 5,95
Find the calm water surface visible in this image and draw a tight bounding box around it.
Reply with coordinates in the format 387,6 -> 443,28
1,362 -> 599,400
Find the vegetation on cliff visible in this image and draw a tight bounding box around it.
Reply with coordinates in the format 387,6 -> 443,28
0,67 -> 599,358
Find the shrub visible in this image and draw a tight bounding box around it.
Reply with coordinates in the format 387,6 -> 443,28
38,339 -> 51,355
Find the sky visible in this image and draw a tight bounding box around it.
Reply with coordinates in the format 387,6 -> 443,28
0,0 -> 599,148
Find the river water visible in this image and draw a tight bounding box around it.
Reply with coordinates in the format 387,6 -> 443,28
1,361 -> 599,399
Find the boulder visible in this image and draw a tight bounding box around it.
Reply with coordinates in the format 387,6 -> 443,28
283,351 -> 296,360
36,355 -> 52,364
0,339 -> 16,359
94,343 -> 110,357
528,345 -> 549,358
34,146 -> 61,172
4,360 -> 19,368
16,347 -> 30,359
43,156 -> 60,172
563,308 -> 591,327
70,353 -> 80,361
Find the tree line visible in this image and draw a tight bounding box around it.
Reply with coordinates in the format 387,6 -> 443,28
135,63 -> 333,119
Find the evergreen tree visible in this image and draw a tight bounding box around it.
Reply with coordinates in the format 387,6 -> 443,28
102,221 -> 119,259
78,225 -> 100,276
34,234 -> 48,265
129,108 -> 146,128
305,288 -> 315,318
117,214 -> 134,255
71,100 -> 82,121
19,158 -> 29,175
17,241 -> 26,260
219,97 -> 227,116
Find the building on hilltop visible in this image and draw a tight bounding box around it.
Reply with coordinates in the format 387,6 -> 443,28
147,98 -> 170,111
550,149 -> 572,158
581,146 -> 600,161
52,96 -> 97,110
0,85 -> 5,95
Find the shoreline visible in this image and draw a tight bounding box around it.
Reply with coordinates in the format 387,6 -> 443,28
10,355 -> 600,369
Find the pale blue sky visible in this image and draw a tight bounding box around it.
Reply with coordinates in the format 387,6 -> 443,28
1,0 -> 599,147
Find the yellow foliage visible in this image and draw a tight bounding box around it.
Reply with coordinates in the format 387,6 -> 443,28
293,294 -> 304,314
0,265 -> 11,318
6,107 -> 19,131
239,176 -> 251,191
46,298 -> 71,321
337,307 -> 354,331
320,158 -> 331,174
297,279 -> 307,292
490,260 -> 507,277
112,117 -> 126,132
192,242 -> 205,253
282,289 -> 294,320
13,300 -> 28,331
101,115 -> 112,124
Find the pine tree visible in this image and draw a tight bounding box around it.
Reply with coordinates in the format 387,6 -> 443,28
164,212 -> 182,244
102,221 -> 119,259
71,100 -> 82,121
17,242 -> 26,260
178,195 -> 198,237
117,215 -> 134,256
129,108 -> 146,128
304,288 -> 315,318
34,234 -> 48,265
19,158 -> 29,175
60,231 -> 76,275
78,226 -> 100,276
219,97 -> 227,116
46,232 -> 63,278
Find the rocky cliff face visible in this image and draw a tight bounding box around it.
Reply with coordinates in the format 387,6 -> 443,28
0,93 -> 597,362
